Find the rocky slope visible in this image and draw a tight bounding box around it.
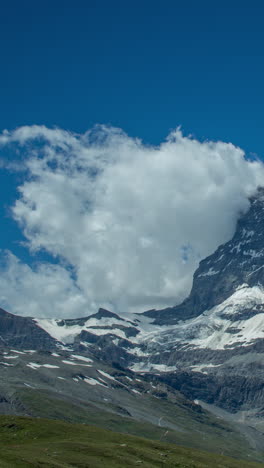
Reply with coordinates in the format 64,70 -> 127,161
0,308 -> 58,350
0,338 -> 263,461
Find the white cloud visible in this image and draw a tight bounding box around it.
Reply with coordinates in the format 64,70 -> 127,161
0,125 -> 263,318
0,251 -> 87,318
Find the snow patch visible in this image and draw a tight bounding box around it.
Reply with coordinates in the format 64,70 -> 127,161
191,363 -> 222,373
130,362 -> 177,373
243,249 -> 264,258
27,362 -> 41,370
42,364 -> 60,368
70,354 -> 93,363
198,267 -> 219,277
27,362 -> 60,369
62,360 -> 91,367
84,377 -> 105,387
97,370 -> 118,382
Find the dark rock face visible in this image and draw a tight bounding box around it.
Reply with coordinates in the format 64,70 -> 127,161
57,308 -> 124,328
73,330 -> 134,365
0,308 -> 57,350
158,372 -> 264,413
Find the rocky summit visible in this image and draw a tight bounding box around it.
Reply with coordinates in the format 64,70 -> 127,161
1,188 -> 264,461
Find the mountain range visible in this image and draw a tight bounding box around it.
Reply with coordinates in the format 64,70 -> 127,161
1,188 -> 264,462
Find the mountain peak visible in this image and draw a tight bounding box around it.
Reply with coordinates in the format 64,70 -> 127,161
145,187 -> 264,324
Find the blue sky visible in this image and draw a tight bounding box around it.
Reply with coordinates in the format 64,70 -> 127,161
1,1 -> 264,317
1,1 -> 264,151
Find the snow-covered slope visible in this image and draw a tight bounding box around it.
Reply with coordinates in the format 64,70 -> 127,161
34,308 -> 171,345
141,284 -> 264,353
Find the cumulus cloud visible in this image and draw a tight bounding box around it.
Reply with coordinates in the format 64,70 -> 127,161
0,251 -> 87,318
0,124 -> 263,318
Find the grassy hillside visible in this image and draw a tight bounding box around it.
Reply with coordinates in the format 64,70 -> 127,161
0,415 -> 263,468
9,386 -> 264,462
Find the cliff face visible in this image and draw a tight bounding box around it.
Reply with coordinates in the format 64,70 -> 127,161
0,307 -> 57,349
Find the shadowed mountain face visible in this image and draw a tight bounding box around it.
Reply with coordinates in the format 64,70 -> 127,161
0,308 -> 57,349
1,189 -> 264,461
